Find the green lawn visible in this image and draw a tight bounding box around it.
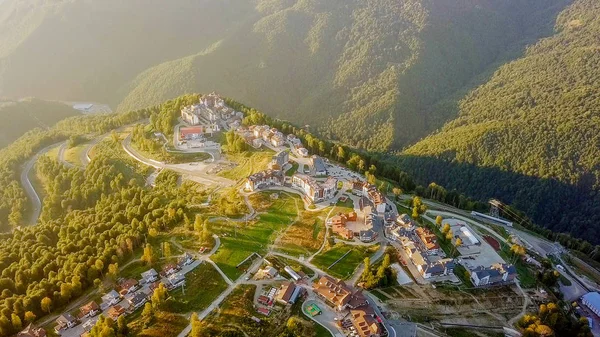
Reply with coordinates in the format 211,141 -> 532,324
445,328 -> 504,337
165,262 -> 228,313
64,143 -> 87,166
210,192 -> 298,280
312,243 -> 380,279
127,310 -> 188,337
268,255 -> 316,279
120,260 -> 150,280
218,149 -> 274,180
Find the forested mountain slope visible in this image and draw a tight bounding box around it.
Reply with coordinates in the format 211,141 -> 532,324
0,99 -> 77,148
0,0 -> 255,105
400,0 -> 600,240
116,0 -> 570,150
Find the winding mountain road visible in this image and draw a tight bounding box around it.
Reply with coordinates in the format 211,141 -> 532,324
21,142 -> 63,225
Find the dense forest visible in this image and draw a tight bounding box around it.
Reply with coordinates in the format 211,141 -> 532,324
0,99 -> 77,149
0,94 -> 199,233
0,0 -> 572,151
117,0 -> 571,151
0,95 -> 208,337
400,0 -> 600,243
229,97 -> 600,259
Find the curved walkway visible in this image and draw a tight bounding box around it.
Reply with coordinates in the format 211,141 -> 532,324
122,134 -> 234,187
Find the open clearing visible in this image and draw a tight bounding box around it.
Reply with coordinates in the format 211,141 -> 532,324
218,150 -> 274,180
211,191 -> 298,280
166,262 -> 228,313
312,243 -> 380,279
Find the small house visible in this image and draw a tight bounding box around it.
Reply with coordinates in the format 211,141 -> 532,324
118,279 -> 138,295
17,324 -> 46,337
178,253 -> 194,266
141,269 -> 158,283
55,313 -> 77,331
106,305 -> 126,321
79,301 -> 100,318
162,263 -> 179,276
127,292 -> 148,309
101,290 -> 121,306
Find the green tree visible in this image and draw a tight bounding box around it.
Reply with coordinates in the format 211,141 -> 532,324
141,303 -> 154,327
10,313 -> 22,331
41,297 -> 52,313
117,315 -> 128,337
163,242 -> 172,257
151,283 -> 168,310
108,263 -> 119,281
24,311 -> 36,324
190,313 -> 204,337
142,243 -> 155,265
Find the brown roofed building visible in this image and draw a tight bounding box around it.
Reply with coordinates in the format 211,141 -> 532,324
106,305 -> 126,321
313,276 -> 353,310
329,212 -> 356,240
415,227 -> 440,252
79,301 -> 100,318
350,307 -> 382,337
276,282 -> 298,304
313,276 -> 367,311
162,263 -> 179,276
118,278 -> 138,296
332,224 -> 354,240
18,324 -> 46,337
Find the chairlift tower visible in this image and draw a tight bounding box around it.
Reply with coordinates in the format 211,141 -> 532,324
489,199 -> 502,218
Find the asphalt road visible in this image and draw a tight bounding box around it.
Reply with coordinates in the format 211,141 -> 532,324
122,134 -> 234,187
21,142 -> 63,225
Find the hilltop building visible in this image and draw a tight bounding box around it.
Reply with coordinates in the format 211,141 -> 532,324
245,170 -> 285,191
292,174 -> 337,202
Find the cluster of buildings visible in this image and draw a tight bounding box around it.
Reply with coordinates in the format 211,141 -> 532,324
291,173 -> 337,203
17,325 -> 46,337
181,92 -> 243,129
330,212 -> 358,240
234,125 -> 285,149
399,234 -> 455,280
328,211 -> 377,243
352,180 -> 387,214
54,253 -> 195,335
313,276 -> 383,337
256,282 -> 304,317
245,169 -> 285,192
391,215 -> 455,280
235,124 -> 309,156
244,151 -> 290,192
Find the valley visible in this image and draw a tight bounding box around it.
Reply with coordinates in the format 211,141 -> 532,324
3,94 -> 598,337
1,1 -> 600,337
